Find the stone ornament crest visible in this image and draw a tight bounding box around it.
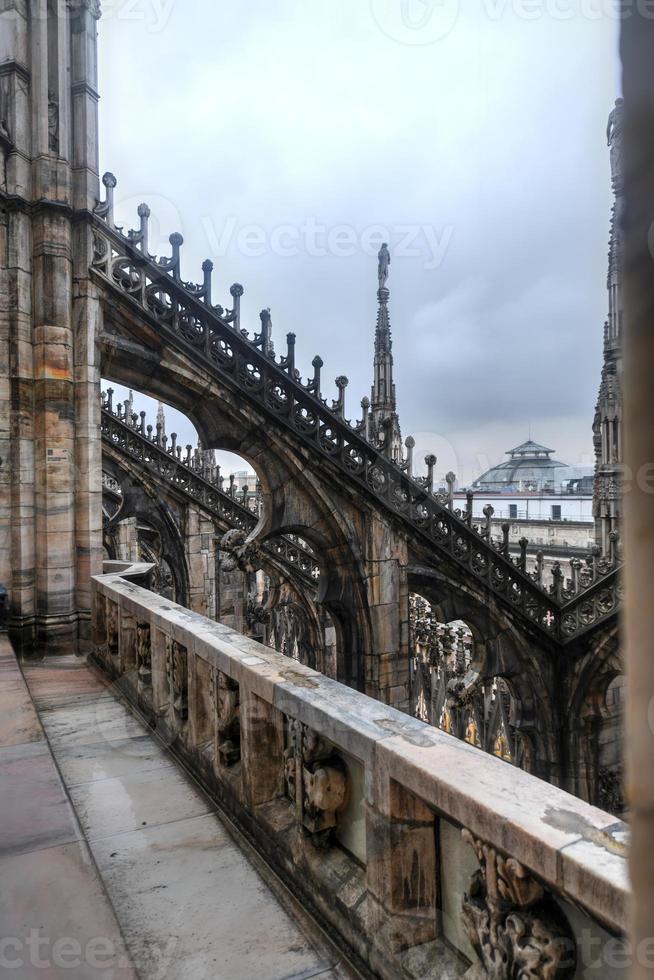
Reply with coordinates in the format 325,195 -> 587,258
461,830 -> 576,979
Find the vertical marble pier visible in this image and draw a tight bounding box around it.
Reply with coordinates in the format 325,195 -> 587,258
0,0 -> 103,655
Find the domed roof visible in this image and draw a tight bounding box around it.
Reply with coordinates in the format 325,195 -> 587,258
472,440 -> 568,492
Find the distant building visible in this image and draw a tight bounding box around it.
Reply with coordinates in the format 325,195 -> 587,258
472,440 -> 593,495
458,440 -> 595,574
458,491 -> 593,526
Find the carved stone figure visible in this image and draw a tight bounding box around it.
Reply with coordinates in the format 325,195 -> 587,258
150,556 -> 176,600
598,765 -> 624,815
166,638 -> 188,721
607,98 -> 624,190
461,830 -> 576,979
269,599 -> 309,663
216,671 -> 240,766
67,0 -> 102,17
0,76 -> 10,142
136,622 -> 152,686
48,92 -> 59,154
246,592 -> 270,636
378,242 -> 391,290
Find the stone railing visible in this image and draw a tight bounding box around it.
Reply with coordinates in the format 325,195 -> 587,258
92,568 -> 629,980
101,403 -> 321,587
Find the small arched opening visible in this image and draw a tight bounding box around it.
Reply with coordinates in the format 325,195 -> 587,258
409,593 -> 531,771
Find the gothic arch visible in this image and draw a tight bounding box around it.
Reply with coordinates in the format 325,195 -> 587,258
409,592 -> 537,774
102,455 -> 189,605
566,624 -> 622,809
407,568 -> 559,782
100,346 -> 376,691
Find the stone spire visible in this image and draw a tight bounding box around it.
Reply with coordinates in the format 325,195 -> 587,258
156,400 -> 166,440
368,245 -> 403,464
593,99 -> 624,554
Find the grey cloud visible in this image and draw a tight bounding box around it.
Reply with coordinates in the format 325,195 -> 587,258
98,1 -> 619,484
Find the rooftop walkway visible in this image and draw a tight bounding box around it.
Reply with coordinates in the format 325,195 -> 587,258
0,636 -> 359,980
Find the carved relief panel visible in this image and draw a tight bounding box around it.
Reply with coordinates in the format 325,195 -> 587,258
461,830 -> 576,979
136,622 -> 152,686
216,671 -> 240,767
106,599 -> 119,657
284,721 -> 348,843
166,638 -> 188,722
95,593 -> 107,647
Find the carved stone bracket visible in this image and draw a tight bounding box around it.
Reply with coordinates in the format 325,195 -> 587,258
216,671 -> 240,766
461,830 -> 576,979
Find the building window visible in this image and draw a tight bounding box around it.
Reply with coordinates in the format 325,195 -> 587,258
551,505 -> 562,520
509,504 -> 518,519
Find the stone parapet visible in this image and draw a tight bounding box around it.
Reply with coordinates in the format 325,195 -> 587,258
92,568 -> 629,980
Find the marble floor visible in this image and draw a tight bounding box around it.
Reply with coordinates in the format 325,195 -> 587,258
0,637 -> 359,980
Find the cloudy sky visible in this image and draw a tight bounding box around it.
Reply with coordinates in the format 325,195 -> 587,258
98,0 -> 620,484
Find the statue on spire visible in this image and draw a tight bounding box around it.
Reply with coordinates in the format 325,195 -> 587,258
607,97 -> 624,192
125,389 -> 134,424
156,400 -> 166,439
378,243 -> 391,291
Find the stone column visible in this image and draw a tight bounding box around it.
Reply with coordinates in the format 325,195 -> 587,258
1,1 -> 102,655
215,553 -> 247,632
71,1 -> 103,652
184,505 -> 216,618
621,13 -> 654,977
116,517 -> 139,563
1,1 -> 35,645
364,514 -> 410,711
